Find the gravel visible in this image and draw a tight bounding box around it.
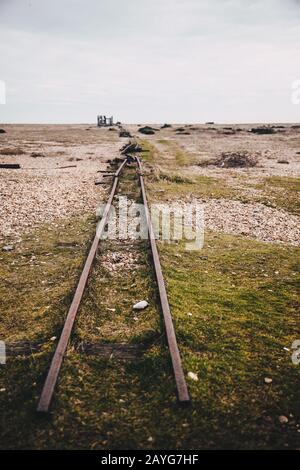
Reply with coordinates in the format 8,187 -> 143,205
1,124 -> 299,246
0,125 -> 121,241
204,199 -> 300,246
169,198 -> 300,246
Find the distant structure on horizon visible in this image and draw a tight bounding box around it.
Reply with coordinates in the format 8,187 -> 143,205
97,115 -> 113,127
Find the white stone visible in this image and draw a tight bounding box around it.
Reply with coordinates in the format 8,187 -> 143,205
133,300 -> 149,310
279,415 -> 289,424
187,371 -> 199,381
2,245 -> 14,252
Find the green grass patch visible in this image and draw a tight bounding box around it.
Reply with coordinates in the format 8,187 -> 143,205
1,230 -> 299,449
139,139 -> 243,202
255,176 -> 300,215
174,148 -> 190,166
1,158 -> 299,449
158,232 -> 300,449
147,173 -> 239,201
138,139 -> 159,164
140,138 -> 196,168
140,138 -> 300,215
0,214 -> 96,343
76,167 -> 161,345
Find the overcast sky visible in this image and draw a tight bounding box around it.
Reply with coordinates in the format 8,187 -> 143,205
0,0 -> 299,123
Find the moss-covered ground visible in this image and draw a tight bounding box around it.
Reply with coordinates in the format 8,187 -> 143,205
0,143 -> 299,449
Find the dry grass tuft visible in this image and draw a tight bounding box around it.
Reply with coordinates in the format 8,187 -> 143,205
208,151 -> 260,168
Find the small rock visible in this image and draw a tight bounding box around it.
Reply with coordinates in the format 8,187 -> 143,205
187,371 -> 199,381
0,388 -> 6,393
31,152 -> 45,158
147,436 -> 154,442
2,245 -> 14,252
50,336 -> 57,342
187,312 -> 193,317
133,300 -> 149,310
279,415 -> 289,424
264,377 -> 272,384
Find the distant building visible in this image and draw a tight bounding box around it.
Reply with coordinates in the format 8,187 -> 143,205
97,115 -> 113,127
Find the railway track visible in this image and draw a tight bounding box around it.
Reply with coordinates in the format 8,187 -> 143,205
37,148 -> 190,413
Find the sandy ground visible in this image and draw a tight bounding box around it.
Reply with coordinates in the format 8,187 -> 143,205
1,123 -> 299,245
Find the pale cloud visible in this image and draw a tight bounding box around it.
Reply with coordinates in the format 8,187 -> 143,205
0,0 -> 299,123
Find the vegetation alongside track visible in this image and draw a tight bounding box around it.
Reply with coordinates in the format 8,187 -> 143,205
0,138 -> 299,449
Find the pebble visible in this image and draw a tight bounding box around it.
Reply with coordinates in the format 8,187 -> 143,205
187,372 -> 199,381
0,137 -> 121,241
50,336 -> 57,341
264,377 -> 273,384
1,129 -> 300,246
188,198 -> 300,246
2,245 -> 14,251
133,300 -> 149,310
279,415 -> 289,424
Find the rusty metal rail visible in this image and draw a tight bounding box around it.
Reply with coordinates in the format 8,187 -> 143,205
37,152 -> 190,413
136,157 -> 190,403
37,158 -> 127,413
